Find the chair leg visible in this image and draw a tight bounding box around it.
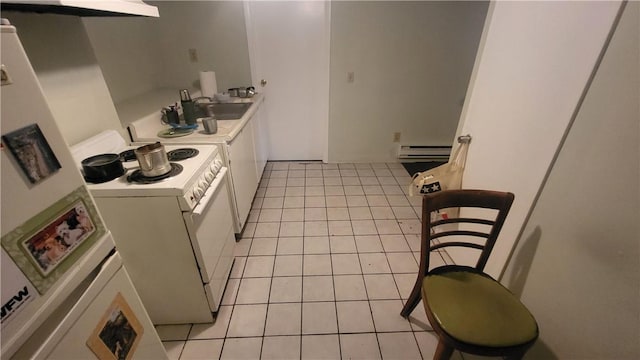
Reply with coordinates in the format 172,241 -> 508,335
433,339 -> 454,360
400,276 -> 423,317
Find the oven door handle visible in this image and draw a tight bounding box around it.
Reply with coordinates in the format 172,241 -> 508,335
192,167 -> 227,217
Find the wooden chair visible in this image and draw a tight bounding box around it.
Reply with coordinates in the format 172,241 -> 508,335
400,189 -> 538,360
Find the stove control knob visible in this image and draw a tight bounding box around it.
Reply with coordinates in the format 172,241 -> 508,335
213,159 -> 223,172
192,189 -> 200,201
205,171 -> 214,183
200,180 -> 208,190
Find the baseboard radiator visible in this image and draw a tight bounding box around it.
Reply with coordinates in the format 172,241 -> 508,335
397,145 -> 452,162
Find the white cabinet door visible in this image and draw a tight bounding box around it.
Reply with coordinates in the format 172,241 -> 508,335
252,102 -> 269,181
227,120 -> 258,231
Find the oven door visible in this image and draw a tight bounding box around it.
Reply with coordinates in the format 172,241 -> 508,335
182,168 -> 236,312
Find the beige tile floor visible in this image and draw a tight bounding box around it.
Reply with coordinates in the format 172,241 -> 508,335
156,161 -> 464,360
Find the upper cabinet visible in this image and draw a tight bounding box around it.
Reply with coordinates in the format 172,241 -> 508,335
1,0 -> 159,17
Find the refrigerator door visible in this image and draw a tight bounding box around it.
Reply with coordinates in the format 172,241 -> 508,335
0,22 -> 164,359
1,233 -> 115,357
1,23 -> 114,355
0,23 -> 89,233
13,252 -> 167,359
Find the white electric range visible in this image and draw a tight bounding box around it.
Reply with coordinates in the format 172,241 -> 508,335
71,130 -> 236,324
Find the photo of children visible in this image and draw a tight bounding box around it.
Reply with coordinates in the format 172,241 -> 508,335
21,201 -> 95,276
2,124 -> 61,184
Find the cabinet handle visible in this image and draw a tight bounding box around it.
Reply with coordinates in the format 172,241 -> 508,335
260,79 -> 267,87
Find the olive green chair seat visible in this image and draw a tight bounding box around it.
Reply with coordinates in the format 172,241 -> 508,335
400,190 -> 538,359
423,266 -> 538,348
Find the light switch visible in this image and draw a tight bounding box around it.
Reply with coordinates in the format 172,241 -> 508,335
189,49 -> 199,63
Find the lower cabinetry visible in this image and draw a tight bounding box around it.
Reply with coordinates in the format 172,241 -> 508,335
225,100 -> 269,233
226,117 -> 259,233
252,99 -> 269,179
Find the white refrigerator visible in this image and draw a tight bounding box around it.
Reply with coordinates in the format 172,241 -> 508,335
0,20 -> 167,359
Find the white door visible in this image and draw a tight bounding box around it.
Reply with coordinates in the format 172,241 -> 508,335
452,1 -> 623,278
244,1 -> 330,161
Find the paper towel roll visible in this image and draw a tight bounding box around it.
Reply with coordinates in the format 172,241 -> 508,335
199,71 -> 217,98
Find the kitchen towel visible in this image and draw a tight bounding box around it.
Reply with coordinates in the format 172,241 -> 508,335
199,71 -> 217,98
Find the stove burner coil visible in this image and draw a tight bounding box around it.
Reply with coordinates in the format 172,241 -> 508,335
167,148 -> 199,161
127,163 -> 183,184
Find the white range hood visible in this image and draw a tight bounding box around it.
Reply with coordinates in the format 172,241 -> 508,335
1,0 -> 159,17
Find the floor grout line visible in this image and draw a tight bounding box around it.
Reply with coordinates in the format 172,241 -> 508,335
169,161 -> 433,359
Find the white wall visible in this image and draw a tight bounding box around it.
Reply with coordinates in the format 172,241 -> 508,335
453,1 -> 622,278
502,2 -> 639,357
20,2 -> 485,155
328,1 -> 488,162
83,1 -> 252,105
150,1 -> 252,92
2,12 -> 127,146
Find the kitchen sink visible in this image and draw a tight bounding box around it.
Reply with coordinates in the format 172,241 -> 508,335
198,102 -> 252,120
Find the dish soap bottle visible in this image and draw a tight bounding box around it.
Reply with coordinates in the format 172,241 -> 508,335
179,89 -> 197,125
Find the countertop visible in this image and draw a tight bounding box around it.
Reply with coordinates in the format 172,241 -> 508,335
126,92 -> 264,144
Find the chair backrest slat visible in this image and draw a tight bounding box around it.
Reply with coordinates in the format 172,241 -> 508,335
430,242 -> 484,252
430,230 -> 490,240
432,218 -> 495,227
